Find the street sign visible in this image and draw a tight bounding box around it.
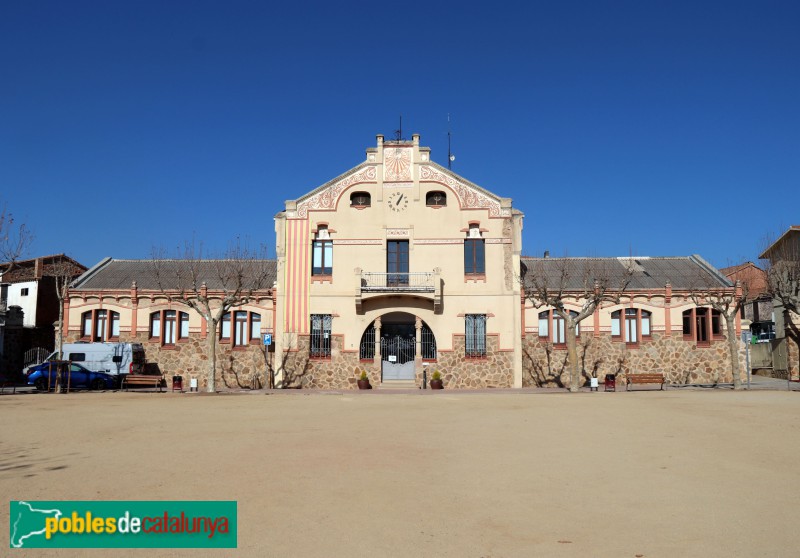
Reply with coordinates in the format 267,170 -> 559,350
263,333 -> 272,346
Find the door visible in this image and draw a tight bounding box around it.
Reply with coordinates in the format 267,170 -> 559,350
380,324 -> 415,380
387,240 -> 409,286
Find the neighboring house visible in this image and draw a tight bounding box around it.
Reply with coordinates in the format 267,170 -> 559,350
0,254 -> 87,377
759,226 -> 800,380
67,134 -> 743,389
721,262 -> 774,339
66,258 -> 276,388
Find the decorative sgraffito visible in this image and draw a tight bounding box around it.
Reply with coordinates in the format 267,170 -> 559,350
296,165 -> 377,218
419,165 -> 511,218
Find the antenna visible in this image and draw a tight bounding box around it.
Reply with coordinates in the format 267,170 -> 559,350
447,113 -> 455,170
394,115 -> 402,141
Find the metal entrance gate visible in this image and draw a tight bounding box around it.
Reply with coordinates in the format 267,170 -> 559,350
381,334 -> 415,380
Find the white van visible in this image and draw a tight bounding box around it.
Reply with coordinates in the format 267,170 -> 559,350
27,342 -> 145,376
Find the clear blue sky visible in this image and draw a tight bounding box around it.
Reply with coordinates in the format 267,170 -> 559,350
1,1 -> 798,269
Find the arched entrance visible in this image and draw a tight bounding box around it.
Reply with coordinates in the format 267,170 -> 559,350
358,313 -> 437,382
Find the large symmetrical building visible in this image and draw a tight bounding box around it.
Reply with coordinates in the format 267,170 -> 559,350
65,134 -> 747,389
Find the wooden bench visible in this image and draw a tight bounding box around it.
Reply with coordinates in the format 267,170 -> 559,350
121,374 -> 165,392
626,373 -> 665,391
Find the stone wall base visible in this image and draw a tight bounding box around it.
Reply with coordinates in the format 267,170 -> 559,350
522,332 -> 747,388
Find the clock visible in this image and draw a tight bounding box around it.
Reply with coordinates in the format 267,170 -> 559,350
387,191 -> 409,212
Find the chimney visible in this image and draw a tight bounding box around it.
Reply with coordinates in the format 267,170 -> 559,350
543,250 -> 550,258
35,258 -> 43,279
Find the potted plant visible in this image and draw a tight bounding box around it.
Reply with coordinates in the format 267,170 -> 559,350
357,370 -> 372,390
429,370 -> 444,390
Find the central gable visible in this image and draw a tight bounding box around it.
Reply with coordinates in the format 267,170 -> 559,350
286,134 -> 510,219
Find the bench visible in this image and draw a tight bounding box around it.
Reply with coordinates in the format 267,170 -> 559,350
626,373 -> 665,391
121,374 -> 165,392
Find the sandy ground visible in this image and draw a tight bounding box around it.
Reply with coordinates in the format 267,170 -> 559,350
2,388 -> 799,557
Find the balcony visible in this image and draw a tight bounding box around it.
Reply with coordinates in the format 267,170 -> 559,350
355,269 -> 442,313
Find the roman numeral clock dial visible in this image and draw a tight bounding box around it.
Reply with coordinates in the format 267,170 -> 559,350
387,191 -> 409,212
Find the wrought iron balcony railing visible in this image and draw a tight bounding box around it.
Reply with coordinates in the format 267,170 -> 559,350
360,272 -> 435,292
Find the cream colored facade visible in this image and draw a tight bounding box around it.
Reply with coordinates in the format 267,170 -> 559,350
62,134 -> 744,390
274,134 -> 524,388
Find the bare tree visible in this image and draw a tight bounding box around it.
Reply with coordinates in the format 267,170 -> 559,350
688,277 -> 746,390
152,240 -> 273,393
522,258 -> 632,392
50,256 -> 86,359
0,205 -> 33,275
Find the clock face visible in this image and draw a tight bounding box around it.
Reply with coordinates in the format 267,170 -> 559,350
387,191 -> 409,212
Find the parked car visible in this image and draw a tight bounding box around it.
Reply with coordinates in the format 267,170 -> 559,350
27,362 -> 117,391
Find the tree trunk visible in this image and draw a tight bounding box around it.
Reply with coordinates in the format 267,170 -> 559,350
726,314 -> 742,390
207,320 -> 217,392
565,319 -> 581,392
56,300 -> 64,360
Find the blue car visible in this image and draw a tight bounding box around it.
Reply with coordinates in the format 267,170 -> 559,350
27,361 -> 117,391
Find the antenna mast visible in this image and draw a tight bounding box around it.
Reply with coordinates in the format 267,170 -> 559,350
394,115 -> 403,141
447,113 -> 455,170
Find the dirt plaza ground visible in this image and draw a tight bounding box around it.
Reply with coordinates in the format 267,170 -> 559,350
2,388 -> 799,557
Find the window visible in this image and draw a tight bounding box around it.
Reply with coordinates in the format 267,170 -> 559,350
149,310 -> 190,345
81,309 -> 120,341
421,322 -> 437,360
221,312 -> 231,340
465,224 -> 485,275
387,240 -> 409,286
312,226 -> 333,276
67,352 -> 86,362
310,314 -> 332,358
464,239 -> 485,275
465,314 -> 486,357
250,313 -> 261,340
82,312 -> 92,338
426,191 -> 446,207
234,311 -> 248,347
538,310 -> 579,345
682,307 -> 722,345
611,308 -> 652,345
150,312 -> 161,339
111,312 -> 120,338
350,192 -> 371,207
163,310 -> 177,345
360,324 -> 375,361
180,312 -> 189,339
219,310 -> 262,346
95,310 -> 107,341
21,288 -> 29,296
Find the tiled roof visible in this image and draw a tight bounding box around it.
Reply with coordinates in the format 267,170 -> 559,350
520,256 -> 731,291
72,258 -> 277,291
0,254 -> 86,283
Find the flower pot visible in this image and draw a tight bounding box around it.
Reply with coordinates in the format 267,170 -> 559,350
357,379 -> 372,390
430,379 -> 444,390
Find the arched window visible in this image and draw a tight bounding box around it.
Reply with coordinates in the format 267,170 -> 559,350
360,324 -> 375,361
682,307 -> 722,345
350,191 -> 371,207
611,308 -> 652,345
220,310 -> 262,347
426,191 -> 446,207
538,309 -> 579,345
81,309 -> 120,341
150,310 -> 190,345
